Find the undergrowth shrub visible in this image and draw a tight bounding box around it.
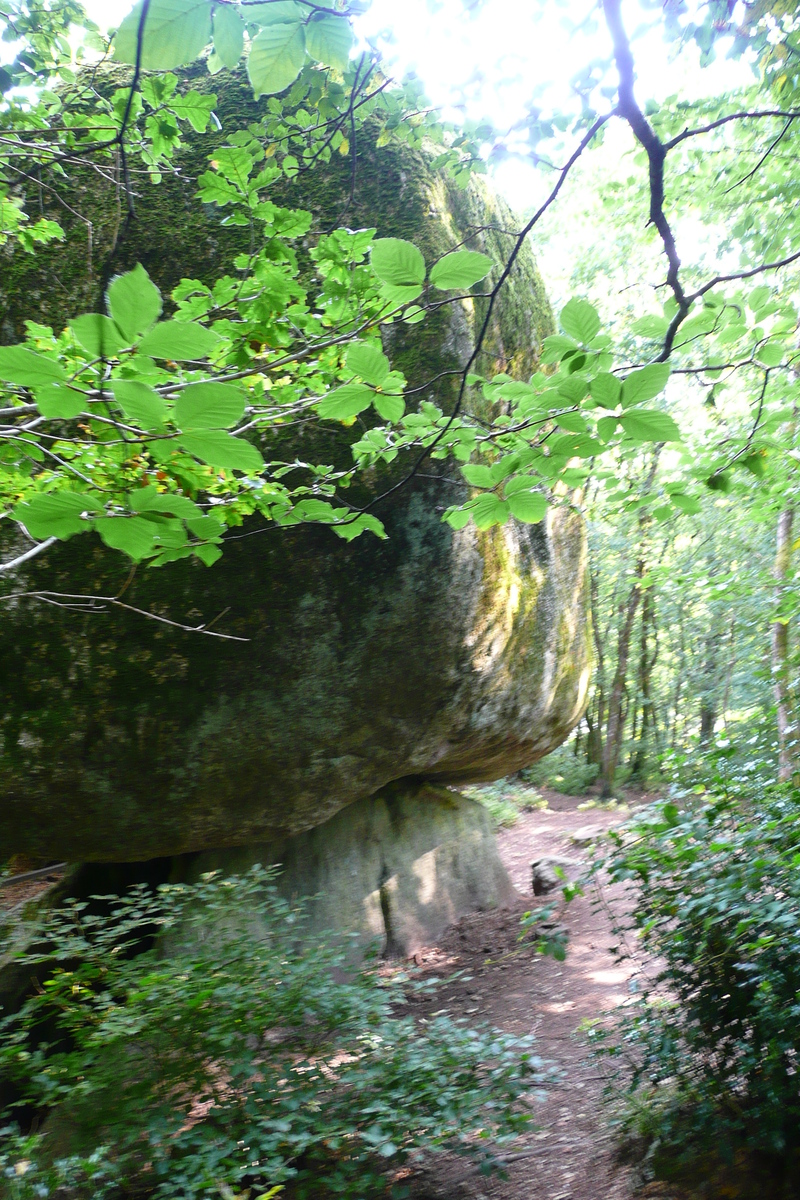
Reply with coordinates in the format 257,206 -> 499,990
593,784 -> 800,1183
0,868 -> 543,1200
521,744 -> 599,795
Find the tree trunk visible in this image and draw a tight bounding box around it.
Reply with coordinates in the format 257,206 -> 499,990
600,558 -> 645,797
699,627 -> 721,745
772,505 -> 795,782
631,585 -> 657,779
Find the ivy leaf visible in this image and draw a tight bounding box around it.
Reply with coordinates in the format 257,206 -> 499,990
371,238 -> 426,287
346,342 -> 390,387
305,13 -> 353,72
507,490 -> 547,523
35,384 -> 86,419
429,250 -> 492,290
560,298 -> 600,343
179,430 -> 264,471
247,21 -> 306,97
373,393 -> 404,422
95,516 -> 158,561
137,321 -> 221,360
621,363 -> 670,408
589,372 -> 621,409
0,347 -> 66,386
107,265 -> 162,342
70,314 -> 130,358
317,383 -> 374,420
114,0 -> 213,70
619,408 -> 681,442
13,492 -> 100,539
212,3 -> 245,68
111,380 -> 168,430
174,382 -> 246,429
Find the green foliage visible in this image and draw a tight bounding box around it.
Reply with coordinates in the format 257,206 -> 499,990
521,745 -> 599,796
462,778 -> 546,827
594,781 -> 800,1174
0,868 -> 543,1200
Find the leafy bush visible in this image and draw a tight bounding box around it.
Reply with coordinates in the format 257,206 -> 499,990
462,779 -> 545,827
595,785 -> 800,1181
521,745 -> 599,796
0,869 -> 543,1200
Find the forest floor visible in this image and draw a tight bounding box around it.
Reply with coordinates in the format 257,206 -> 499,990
0,785 -> 674,1200
406,783 -> 675,1200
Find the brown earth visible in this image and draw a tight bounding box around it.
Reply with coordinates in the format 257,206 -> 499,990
402,784 -> 669,1200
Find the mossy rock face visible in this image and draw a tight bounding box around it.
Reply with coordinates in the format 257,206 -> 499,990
0,70 -> 590,862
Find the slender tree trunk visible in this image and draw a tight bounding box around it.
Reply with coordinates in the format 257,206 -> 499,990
631,585 -> 657,778
772,505 -> 795,782
586,566 -> 606,766
721,616 -> 736,732
671,607 -> 686,750
699,626 -> 721,745
600,557 -> 645,797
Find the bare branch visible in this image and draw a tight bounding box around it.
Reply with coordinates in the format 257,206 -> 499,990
0,535 -> 57,574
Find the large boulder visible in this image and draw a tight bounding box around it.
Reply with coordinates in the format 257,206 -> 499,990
0,68 -> 591,865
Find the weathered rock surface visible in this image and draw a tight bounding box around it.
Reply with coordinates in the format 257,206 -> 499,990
0,69 -> 591,864
531,855 -> 584,896
188,781 -> 515,956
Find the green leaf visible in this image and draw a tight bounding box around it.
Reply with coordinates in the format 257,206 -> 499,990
589,373 -> 621,409
174,382 -> 246,429
0,347 -> 66,386
540,334 -> 576,364
179,430 -> 264,471
186,513 -> 225,538
429,250 -> 492,290
596,415 -> 619,442
560,298 -> 600,343
305,13 -> 353,72
137,321 -> 221,360
213,3 -> 245,68
246,21 -> 306,97
13,492 -> 100,539
70,314 -> 130,358
379,283 -> 423,308
741,452 -> 766,478
471,493 -> 509,529
245,1 -> 305,22
507,490 -> 547,523
632,314 -> 670,339
619,408 -> 681,442
194,542 -> 223,565
670,492 -> 702,514
111,380 -> 168,430
706,471 -> 731,493
333,513 -> 387,541
107,265 -> 162,342
461,463 -> 495,488
755,341 -> 785,367
317,383 -> 374,420
114,0 -> 213,70
621,362 -> 670,407
346,342 -> 390,386
373,393 -> 404,422
95,515 -> 158,561
129,485 -> 201,518
557,412 -> 588,433
35,384 -> 86,418
371,238 -> 426,287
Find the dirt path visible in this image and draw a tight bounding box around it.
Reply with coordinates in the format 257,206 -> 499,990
408,788 -> 659,1200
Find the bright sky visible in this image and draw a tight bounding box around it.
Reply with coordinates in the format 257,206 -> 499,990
80,0 -> 753,211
